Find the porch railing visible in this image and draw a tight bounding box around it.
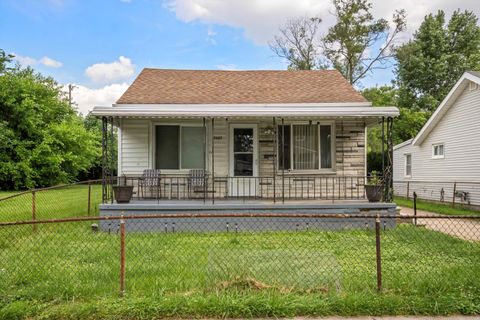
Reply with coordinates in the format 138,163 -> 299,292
108,175 -> 369,203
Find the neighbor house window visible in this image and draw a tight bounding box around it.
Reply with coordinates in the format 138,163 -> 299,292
155,125 -> 205,169
278,123 -> 333,170
432,143 -> 444,159
405,154 -> 412,177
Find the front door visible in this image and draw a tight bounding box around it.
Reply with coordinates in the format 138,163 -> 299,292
229,124 -> 258,197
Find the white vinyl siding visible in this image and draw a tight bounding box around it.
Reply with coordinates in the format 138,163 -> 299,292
119,119 -> 150,175
394,84 -> 480,182
393,80 -> 480,205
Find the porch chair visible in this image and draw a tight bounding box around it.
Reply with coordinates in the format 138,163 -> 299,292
188,169 -> 208,198
138,169 -> 162,198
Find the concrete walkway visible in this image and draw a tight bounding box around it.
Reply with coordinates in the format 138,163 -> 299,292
399,207 -> 480,241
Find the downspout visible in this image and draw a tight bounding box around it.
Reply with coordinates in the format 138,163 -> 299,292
273,117 -> 276,203
212,117 -> 215,204
281,118 -> 285,204
203,117 -> 207,204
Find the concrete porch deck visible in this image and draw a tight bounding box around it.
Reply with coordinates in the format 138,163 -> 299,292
99,199 -> 397,232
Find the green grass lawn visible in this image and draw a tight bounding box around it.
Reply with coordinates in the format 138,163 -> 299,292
0,191 -> 16,197
1,190 -> 479,318
0,221 -> 479,319
0,185 -> 102,222
395,196 -> 480,216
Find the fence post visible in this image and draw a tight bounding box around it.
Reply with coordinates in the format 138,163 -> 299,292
87,183 -> 92,216
413,191 -> 417,226
375,215 -> 382,292
452,182 -> 457,208
32,191 -> 37,232
406,181 -> 410,200
119,215 -> 126,297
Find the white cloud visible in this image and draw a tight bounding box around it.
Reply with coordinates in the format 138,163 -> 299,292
85,56 -> 135,84
13,53 -> 63,68
215,64 -> 238,71
39,56 -> 63,68
206,27 -> 217,44
167,0 -> 331,44
13,54 -> 37,66
167,0 -> 480,44
64,83 -> 130,115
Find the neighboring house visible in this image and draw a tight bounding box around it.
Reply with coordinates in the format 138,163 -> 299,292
91,68 -> 399,222
393,71 -> 480,206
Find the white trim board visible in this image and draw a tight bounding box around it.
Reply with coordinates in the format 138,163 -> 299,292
393,138 -> 413,151
90,105 -> 399,118
413,71 -> 480,146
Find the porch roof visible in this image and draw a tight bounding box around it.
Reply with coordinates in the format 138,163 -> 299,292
90,103 -> 399,121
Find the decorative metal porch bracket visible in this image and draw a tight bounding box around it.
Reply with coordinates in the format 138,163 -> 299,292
383,117 -> 394,202
101,116 -> 114,203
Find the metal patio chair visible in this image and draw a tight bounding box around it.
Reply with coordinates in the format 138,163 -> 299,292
188,169 -> 208,197
138,169 -> 161,198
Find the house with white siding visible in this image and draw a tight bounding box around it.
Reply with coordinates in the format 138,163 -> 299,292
91,68 -> 399,223
393,71 -> 480,207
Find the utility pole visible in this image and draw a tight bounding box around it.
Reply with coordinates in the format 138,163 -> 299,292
68,84 -> 76,107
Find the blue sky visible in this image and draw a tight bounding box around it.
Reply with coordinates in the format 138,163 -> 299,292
1,0 -> 478,113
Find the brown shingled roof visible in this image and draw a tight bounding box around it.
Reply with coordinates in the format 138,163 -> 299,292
116,68 -> 367,104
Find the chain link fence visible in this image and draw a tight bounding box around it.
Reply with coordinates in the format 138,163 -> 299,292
394,180 -> 480,208
0,214 -> 479,301
0,180 -> 103,222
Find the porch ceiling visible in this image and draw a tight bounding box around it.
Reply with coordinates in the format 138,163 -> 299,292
91,104 -> 399,124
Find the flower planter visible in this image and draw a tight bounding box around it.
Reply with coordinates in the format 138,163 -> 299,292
113,186 -> 134,203
365,185 -> 383,202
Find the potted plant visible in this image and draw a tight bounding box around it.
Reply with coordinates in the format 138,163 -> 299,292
113,175 -> 134,203
365,171 -> 384,202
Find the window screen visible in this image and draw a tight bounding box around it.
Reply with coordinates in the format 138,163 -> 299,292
155,125 -> 205,169
181,127 -> 205,169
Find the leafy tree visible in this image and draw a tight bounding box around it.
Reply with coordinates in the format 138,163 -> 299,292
269,17 -> 323,70
363,86 -> 396,152
270,0 -> 406,84
322,0 -> 406,84
363,86 -> 397,173
76,115 -> 118,181
0,49 -> 14,74
362,86 -> 427,173
395,10 -> 480,113
0,57 -> 101,190
394,108 -> 428,144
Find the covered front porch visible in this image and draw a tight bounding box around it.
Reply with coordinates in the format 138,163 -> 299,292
92,104 -> 397,208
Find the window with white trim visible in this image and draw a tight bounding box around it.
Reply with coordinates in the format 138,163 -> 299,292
404,154 -> 412,177
432,143 -> 444,159
155,125 -> 205,169
278,123 -> 333,170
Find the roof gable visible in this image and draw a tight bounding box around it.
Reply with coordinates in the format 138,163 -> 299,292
413,71 -> 480,146
393,138 -> 413,150
116,68 -> 367,105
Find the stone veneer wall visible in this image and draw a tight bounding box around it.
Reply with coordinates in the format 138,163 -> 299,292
244,119 -> 367,199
